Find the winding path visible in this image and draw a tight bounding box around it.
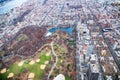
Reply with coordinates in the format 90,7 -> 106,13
47,42 -> 58,80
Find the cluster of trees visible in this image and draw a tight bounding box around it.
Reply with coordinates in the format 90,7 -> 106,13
2,26 -> 47,57
43,30 -> 76,80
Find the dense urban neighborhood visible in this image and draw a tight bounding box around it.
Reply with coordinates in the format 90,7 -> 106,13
0,0 -> 120,80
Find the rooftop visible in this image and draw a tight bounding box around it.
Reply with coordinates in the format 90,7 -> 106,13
53,74 -> 65,80
90,63 -> 99,73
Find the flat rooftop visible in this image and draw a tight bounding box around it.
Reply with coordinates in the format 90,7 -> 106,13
90,63 -> 99,73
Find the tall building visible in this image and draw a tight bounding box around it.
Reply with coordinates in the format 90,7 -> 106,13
87,64 -> 99,80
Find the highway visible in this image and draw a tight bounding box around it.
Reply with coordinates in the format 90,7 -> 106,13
75,25 -> 81,80
75,0 -> 81,79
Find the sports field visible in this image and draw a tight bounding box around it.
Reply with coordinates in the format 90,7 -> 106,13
0,52 -> 51,80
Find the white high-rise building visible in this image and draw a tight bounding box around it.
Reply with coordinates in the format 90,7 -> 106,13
53,74 -> 65,80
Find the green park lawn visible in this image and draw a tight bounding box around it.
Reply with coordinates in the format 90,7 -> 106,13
0,53 -> 51,80
16,34 -> 28,42
65,76 -> 72,80
68,40 -> 74,46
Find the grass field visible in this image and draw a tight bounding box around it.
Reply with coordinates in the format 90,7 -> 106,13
65,76 -> 72,80
0,53 -> 51,80
68,40 -> 74,46
16,34 -> 28,42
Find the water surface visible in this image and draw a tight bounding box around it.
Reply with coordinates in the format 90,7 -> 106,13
0,0 -> 28,14
49,27 -> 73,36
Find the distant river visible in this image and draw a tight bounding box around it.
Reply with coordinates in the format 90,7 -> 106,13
0,0 -> 46,14
0,0 -> 119,14
0,0 -> 28,14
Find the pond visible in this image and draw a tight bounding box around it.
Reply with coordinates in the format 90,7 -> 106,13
49,26 -> 73,36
